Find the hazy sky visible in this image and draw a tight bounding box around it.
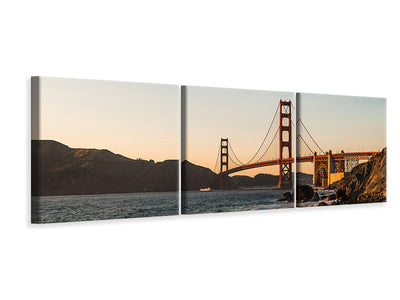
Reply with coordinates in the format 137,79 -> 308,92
183,86 -> 294,176
297,93 -> 386,174
37,77 -> 179,161
36,78 -> 385,177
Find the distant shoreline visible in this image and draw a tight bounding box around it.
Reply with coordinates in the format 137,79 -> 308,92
32,190 -> 179,198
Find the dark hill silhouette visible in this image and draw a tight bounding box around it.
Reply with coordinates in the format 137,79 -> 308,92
181,160 -> 219,190
32,140 -> 178,196
230,173 -> 279,188
32,140 -> 293,196
296,172 -> 313,186
182,160 -> 294,190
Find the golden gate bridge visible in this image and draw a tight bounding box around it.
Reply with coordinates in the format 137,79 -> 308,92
213,100 -> 379,189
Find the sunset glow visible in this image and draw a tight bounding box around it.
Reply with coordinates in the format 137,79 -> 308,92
35,77 -> 179,162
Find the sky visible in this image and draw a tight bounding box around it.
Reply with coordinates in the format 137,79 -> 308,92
297,93 -> 386,174
36,77 -> 179,162
183,86 -> 294,176
34,79 -> 385,177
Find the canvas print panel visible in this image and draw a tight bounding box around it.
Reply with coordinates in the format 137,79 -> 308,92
181,86 -> 295,214
296,93 -> 386,207
31,77 -> 179,223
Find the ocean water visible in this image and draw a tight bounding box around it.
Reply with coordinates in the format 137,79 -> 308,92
182,189 -> 293,214
32,191 -> 179,224
32,189 -> 293,223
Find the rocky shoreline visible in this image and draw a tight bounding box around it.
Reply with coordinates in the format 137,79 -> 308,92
296,148 -> 386,207
277,191 -> 294,203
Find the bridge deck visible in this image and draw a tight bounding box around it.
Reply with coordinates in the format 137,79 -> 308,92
220,151 -> 380,175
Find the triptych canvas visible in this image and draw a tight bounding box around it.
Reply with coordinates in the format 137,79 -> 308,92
31,77 -> 386,223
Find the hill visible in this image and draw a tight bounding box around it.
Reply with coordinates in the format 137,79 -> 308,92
181,160 -> 219,190
32,140 -> 293,195
32,140 -> 178,196
182,160 -> 287,190
230,173 -> 279,188
296,172 -> 313,186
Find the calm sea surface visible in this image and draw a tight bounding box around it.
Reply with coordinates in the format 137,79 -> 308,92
32,191 -> 179,223
32,189 -> 293,223
182,189 -> 293,214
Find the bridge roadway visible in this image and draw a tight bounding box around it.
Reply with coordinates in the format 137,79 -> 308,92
220,151 -> 380,176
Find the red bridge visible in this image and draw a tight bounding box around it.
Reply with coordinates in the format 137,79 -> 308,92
216,100 -> 379,189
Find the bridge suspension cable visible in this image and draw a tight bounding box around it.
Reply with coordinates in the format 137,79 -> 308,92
227,103 -> 280,166
213,144 -> 221,173
254,128 -> 279,163
297,134 -> 313,155
228,141 -> 245,165
297,119 -> 324,153
228,154 -> 241,167
217,100 -> 298,172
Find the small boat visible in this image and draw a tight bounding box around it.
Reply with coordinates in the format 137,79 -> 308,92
200,187 -> 212,192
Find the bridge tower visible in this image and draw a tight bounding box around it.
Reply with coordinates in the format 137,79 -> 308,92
219,138 -> 229,189
278,100 -> 292,188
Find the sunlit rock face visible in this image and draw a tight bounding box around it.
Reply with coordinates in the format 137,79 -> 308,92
329,148 -> 386,203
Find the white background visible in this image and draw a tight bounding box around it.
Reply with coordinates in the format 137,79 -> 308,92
1,1 -> 399,299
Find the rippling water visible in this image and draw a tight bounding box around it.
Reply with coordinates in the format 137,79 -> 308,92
32,189 -> 293,223
182,189 -> 293,214
32,191 -> 179,224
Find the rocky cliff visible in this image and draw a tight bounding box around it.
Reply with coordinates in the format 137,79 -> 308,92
328,148 -> 386,203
